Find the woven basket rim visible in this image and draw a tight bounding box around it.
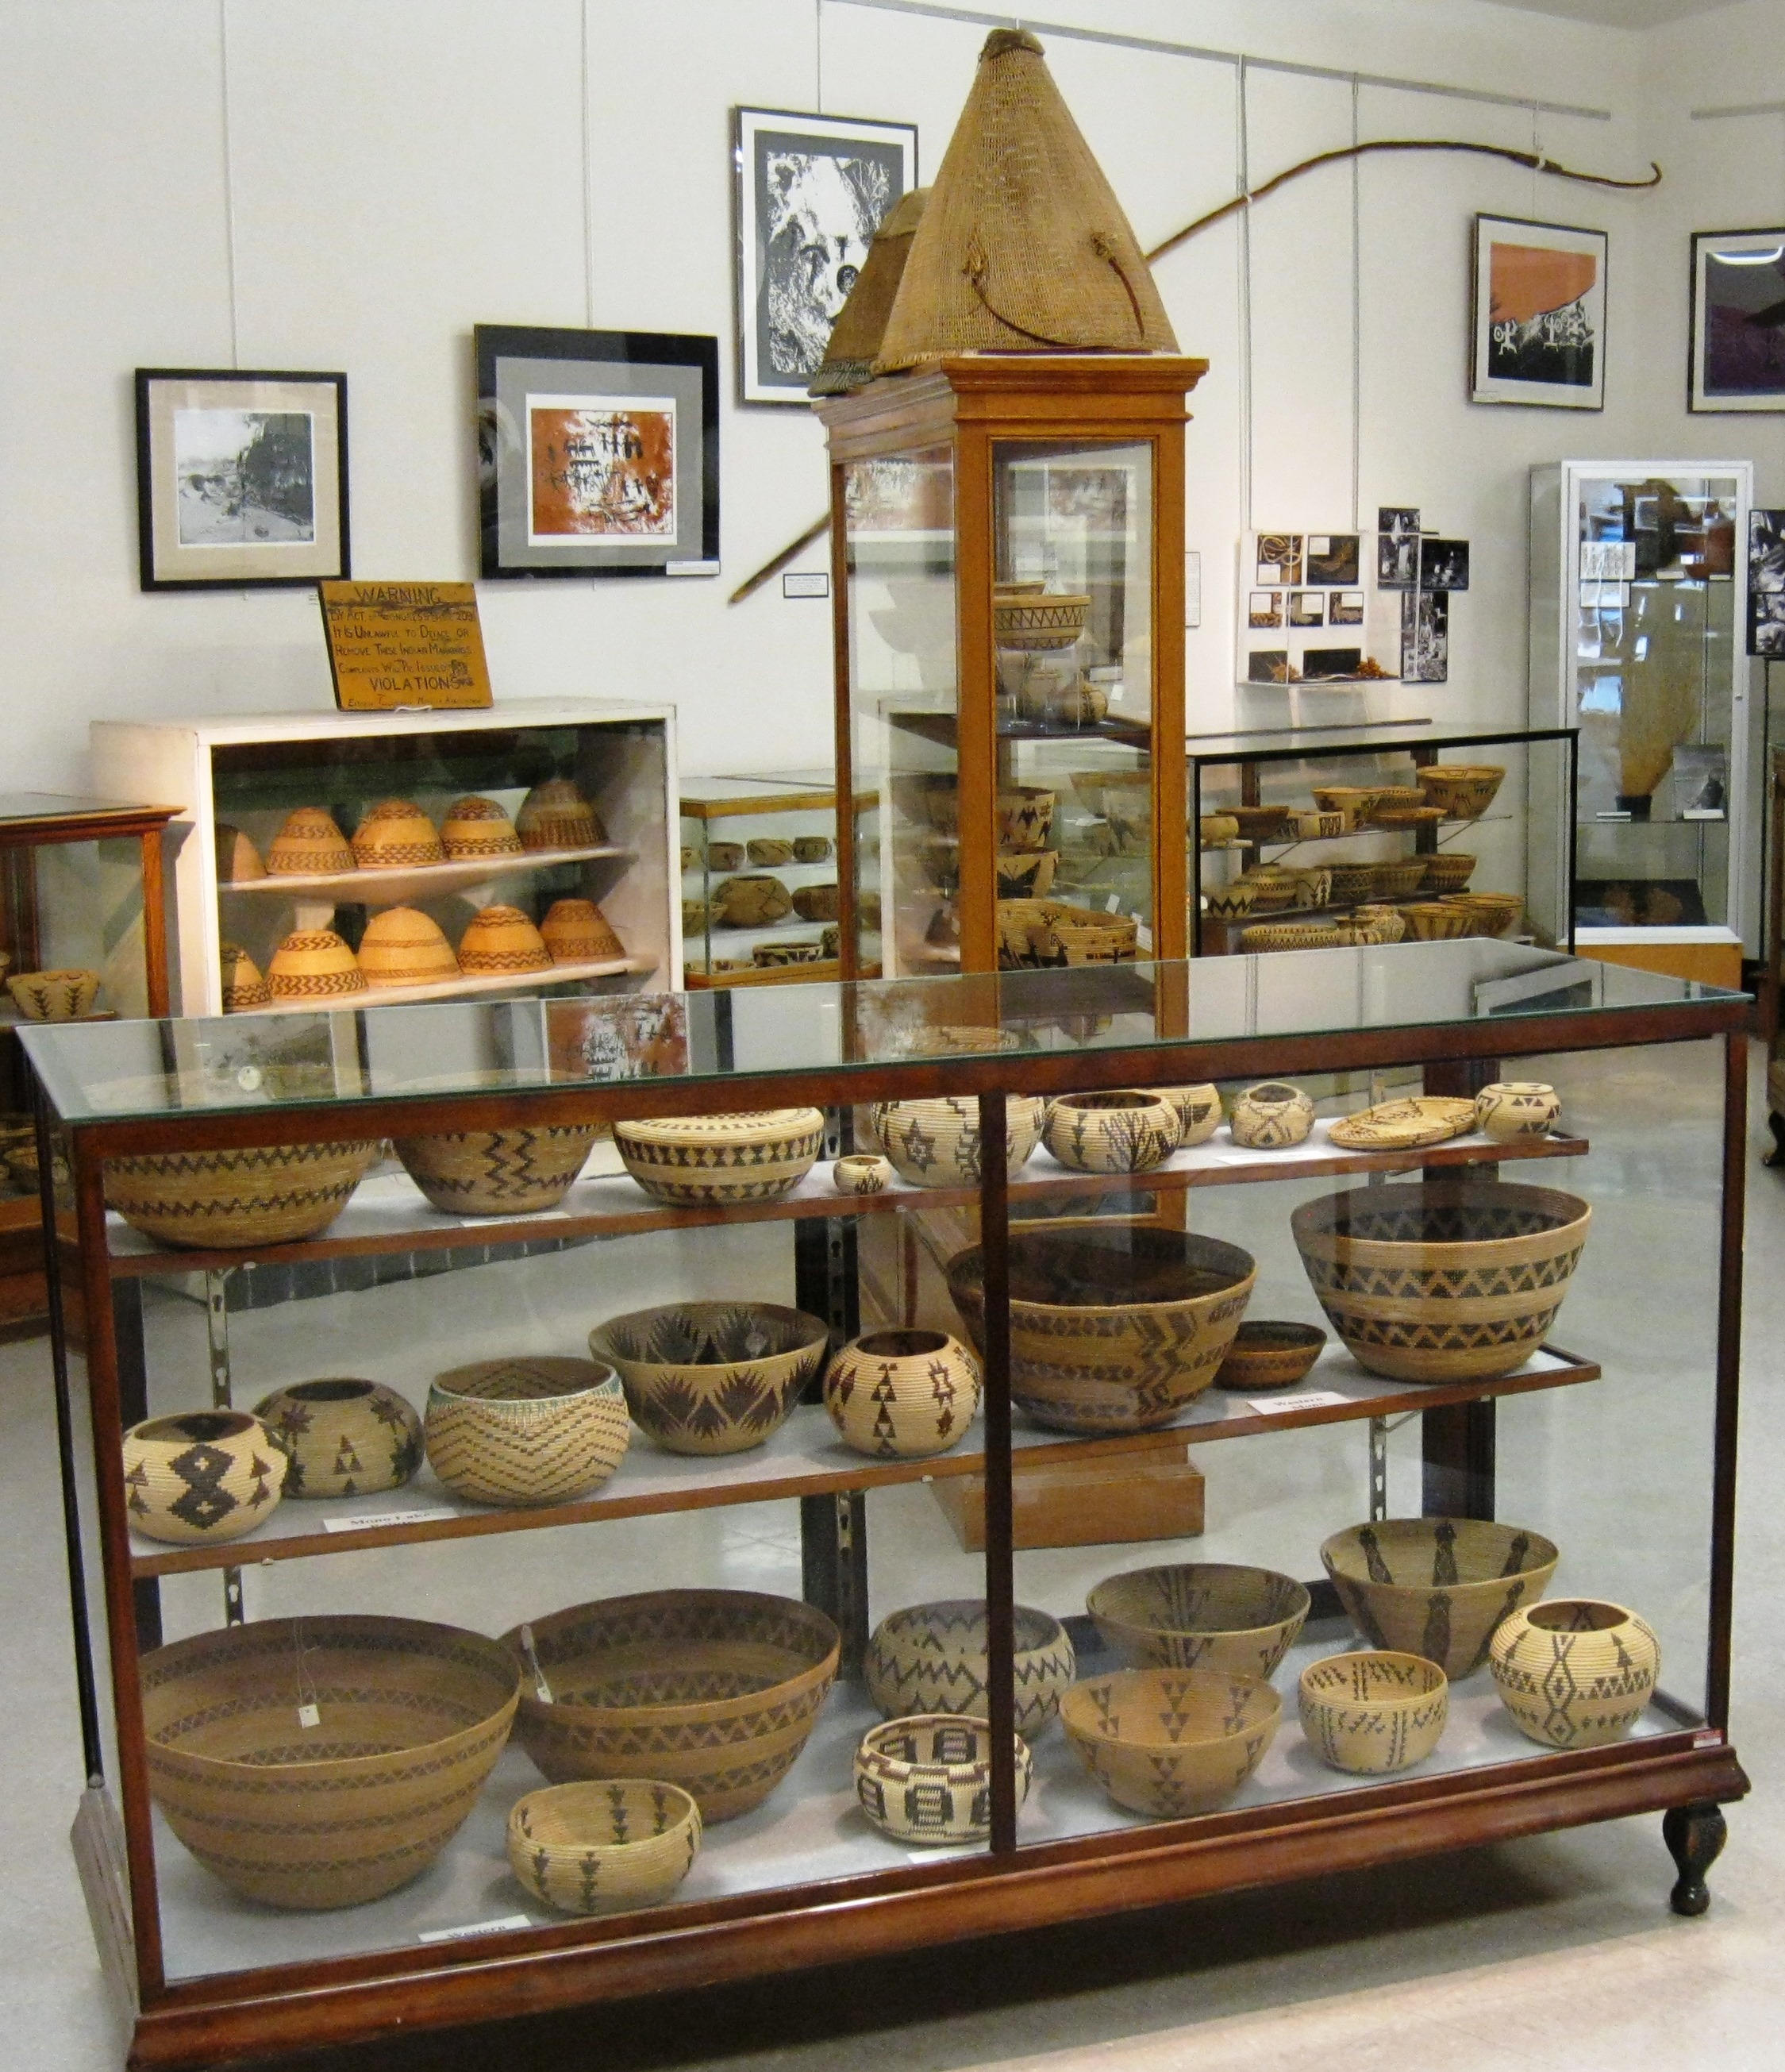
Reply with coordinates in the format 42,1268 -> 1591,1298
1088,1563 -> 1310,1642
1319,1519 -> 1560,1595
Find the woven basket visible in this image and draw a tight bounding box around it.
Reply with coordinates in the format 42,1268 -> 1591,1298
252,1378 -> 423,1500
1240,921 -> 1342,953
1033,908 -> 1139,966
825,1327 -> 982,1459
1443,892 -> 1524,938
994,593 -> 1090,652
864,1600 -> 1075,1737
122,1411 -> 284,1545
1364,788 -> 1425,822
459,905 -> 551,975
791,881 -> 841,922
505,1589 -> 840,1820
440,795 -> 524,860
219,942 -> 272,1013
1401,901 -> 1474,942
714,874 -> 793,926
1416,764 -> 1505,818
1229,804 -> 1291,841
508,1779 -> 702,1916
356,907 -> 460,988
425,1357 -> 631,1507
394,1123 -> 599,1216
267,930 -> 367,1002
539,898 -> 625,964
1371,858 -> 1428,901
996,897 -> 1066,966
614,1107 -> 824,1207
998,786 -> 1056,852
214,822 -> 265,883
351,799 -> 443,870
1299,1650 -> 1449,1774
871,1092 -> 1047,1185
1321,1517 -> 1560,1679
1311,785 -> 1383,821
517,780 -> 604,852
267,807 -> 354,876
1088,1563 -> 1310,1679
9,968 -> 102,1020
856,1716 -> 1031,1846
873,29 -> 1177,372
1420,852 -> 1477,893
1061,1669 -> 1280,1820
1370,804 -> 1447,831
1325,861 -> 1381,907
1490,1599 -> 1659,1747
143,1615 -> 519,1908
1213,1320 -> 1326,1392
1292,1178 -> 1591,1382
810,184 -> 928,396
1237,865 -> 1298,912
591,1300 -> 829,1456
106,1140 -> 379,1250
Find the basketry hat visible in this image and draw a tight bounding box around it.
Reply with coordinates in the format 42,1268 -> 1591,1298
810,187 -> 929,396
874,29 -> 1177,371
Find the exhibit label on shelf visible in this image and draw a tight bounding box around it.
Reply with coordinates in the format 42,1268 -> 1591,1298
319,580 -> 494,711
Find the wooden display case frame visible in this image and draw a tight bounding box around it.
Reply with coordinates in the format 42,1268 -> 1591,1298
25,947 -> 1750,2067
820,356 -> 1206,978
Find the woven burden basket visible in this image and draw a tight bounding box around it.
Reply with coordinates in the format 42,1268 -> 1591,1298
874,30 -> 1176,371
106,1140 -> 380,1250
142,1615 -> 519,1909
948,1223 -> 1256,1433
1292,1179 -> 1591,1383
1321,1517 -> 1560,1679
810,185 -> 929,397
504,1589 -> 840,1821
394,1123 -> 600,1217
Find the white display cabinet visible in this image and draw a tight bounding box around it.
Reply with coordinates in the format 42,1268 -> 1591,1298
1529,460 -> 1755,984
91,701 -> 679,1015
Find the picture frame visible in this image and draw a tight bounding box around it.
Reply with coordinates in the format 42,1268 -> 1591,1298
1748,509 -> 1785,655
1690,229 -> 1785,412
134,368 -> 348,591
475,325 -> 719,579
1470,215 -> 1606,410
733,106 -> 918,406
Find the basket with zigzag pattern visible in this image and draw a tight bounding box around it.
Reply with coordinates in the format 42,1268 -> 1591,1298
864,1599 -> 1075,1738
394,1123 -> 600,1217
591,1300 -> 828,1457
1291,1177 -> 1591,1382
105,1139 -> 380,1250
425,1357 -> 630,1508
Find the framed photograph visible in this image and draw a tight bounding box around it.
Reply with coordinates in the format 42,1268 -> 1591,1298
134,368 -> 348,591
1376,508 -> 1420,587
1304,533 -> 1360,585
1691,229 -> 1785,412
475,326 -> 718,579
1254,532 -> 1303,585
1246,649 -> 1291,684
1401,591 -> 1450,683
1471,215 -> 1606,409
1329,591 -> 1365,626
1247,591 -> 1283,628
1288,591 -> 1325,626
1751,591 -> 1785,659
1302,646 -> 1364,680
734,107 -> 918,406
1418,538 -> 1471,591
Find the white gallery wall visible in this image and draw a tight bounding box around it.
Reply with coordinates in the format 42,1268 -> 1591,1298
0,0 -> 1781,792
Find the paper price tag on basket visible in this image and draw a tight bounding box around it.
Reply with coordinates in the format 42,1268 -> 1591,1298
296,1704 -> 321,1729
1248,1389 -> 1349,1415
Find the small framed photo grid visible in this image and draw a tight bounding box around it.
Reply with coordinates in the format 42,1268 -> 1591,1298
733,106 -> 918,406
475,326 -> 719,579
134,368 -> 348,591
1691,229 -> 1785,413
1238,530 -> 1381,685
1471,215 -> 1607,410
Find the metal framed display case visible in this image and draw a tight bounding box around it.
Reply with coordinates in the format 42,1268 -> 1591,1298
1189,725 -> 1578,957
27,944 -> 1748,2067
0,794 -> 175,1322
818,356 -> 1206,980
90,700 -> 678,1015
1530,460 -> 1754,987
679,772 -> 851,988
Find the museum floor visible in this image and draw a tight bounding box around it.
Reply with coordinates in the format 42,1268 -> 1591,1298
2,1042 -> 1779,2071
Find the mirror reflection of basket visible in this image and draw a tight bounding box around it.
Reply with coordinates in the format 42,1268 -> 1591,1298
1015,675 -> 1108,726
992,590 -> 1091,651
995,850 -> 1058,899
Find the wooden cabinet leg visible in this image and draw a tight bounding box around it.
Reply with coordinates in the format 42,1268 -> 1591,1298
1663,1800 -> 1727,1916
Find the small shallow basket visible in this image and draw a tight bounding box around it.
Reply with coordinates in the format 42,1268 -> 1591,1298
1364,787 -> 1425,822
1240,921 -> 1342,953
508,1779 -> 701,1916
1088,1563 -> 1310,1678
142,1614 -> 519,1909
1417,764 -> 1505,818
1229,803 -> 1292,841
504,1589 -> 840,1820
1214,1319 -> 1326,1392
1291,1177 -> 1591,1381
1298,1650 -> 1449,1774
591,1300 -> 829,1455
864,1599 -> 1076,1738
1321,1517 -> 1560,1678
1061,1668 -> 1281,1820
855,1716 -> 1031,1846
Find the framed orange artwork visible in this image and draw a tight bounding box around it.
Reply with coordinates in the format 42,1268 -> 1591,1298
1471,214 -> 1607,410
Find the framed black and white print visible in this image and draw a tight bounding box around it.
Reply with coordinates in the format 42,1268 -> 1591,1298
734,106 -> 918,405
475,326 -> 719,579
1748,510 -> 1785,653
1691,229 -> 1785,412
1418,539 -> 1471,591
1470,215 -> 1606,409
135,368 -> 348,591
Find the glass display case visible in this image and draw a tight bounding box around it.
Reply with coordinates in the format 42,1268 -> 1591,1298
1188,725 -> 1577,957
818,355 -> 1206,978
679,772 -> 858,987
26,942 -> 1749,2066
91,700 -> 677,1015
1530,460 -> 1755,987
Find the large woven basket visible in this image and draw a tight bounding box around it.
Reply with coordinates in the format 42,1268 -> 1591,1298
1060,1668 -> 1280,1820
425,1358 -> 631,1507
105,1140 -> 380,1250
1292,1179 -> 1591,1382
810,185 -> 928,397
1087,1563 -> 1310,1680
1321,1517 -> 1560,1679
614,1107 -> 825,1207
864,1599 -> 1075,1738
504,1589 -> 840,1820
394,1124 -> 600,1217
142,1615 -> 519,1909
590,1300 -> 829,1456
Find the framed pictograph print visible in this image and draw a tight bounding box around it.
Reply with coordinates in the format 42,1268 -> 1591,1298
1470,215 -> 1606,409
475,326 -> 719,578
1690,228 -> 1785,412
134,368 -> 348,591
733,106 -> 918,405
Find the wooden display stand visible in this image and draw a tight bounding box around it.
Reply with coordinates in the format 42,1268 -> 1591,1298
1584,932 -> 1745,991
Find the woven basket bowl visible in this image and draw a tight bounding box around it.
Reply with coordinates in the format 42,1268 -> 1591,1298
517,779 -> 604,852
997,786 -> 1056,852
7,968 -> 102,1020
871,1093 -> 1046,1186
1036,913 -> 1139,968
105,1138 -> 379,1249
143,1614 -> 520,1909
948,1223 -> 1256,1435
540,898 -> 625,964
1230,1081 -> 1314,1149
1326,861 -> 1381,907
1321,1517 -> 1561,1678
1061,1669 -> 1281,1820
1229,803 -> 1292,841
993,592 -> 1090,651
1161,1083 -> 1222,1146
253,1378 -> 423,1500
1311,785 -> 1383,819
123,1410 -> 285,1545
1364,787 -> 1425,822
864,1599 -> 1076,1738
754,939 -> 824,968
425,1358 -> 631,1507
1419,852 -> 1477,893
266,807 -> 355,876
1443,892 -> 1524,938
1370,805 -> 1446,831
746,838 -> 795,868
350,799 -> 443,870
1370,858 -> 1428,901
504,1589 -> 840,1820
714,873 -> 794,926
1236,866 -> 1298,913
1198,813 -> 1241,847
1349,904 -> 1407,945
591,1300 -> 829,1456
614,1107 -> 825,1207
268,930 -> 367,1001
994,850 -> 1059,900
357,907 -> 460,988
508,1778 -> 701,1916
1416,764 -> 1505,818
1298,1650 -> 1449,1774
1292,1177 -> 1591,1382
1044,1091 -> 1179,1174
1240,922 -> 1343,953
1214,1319 -> 1326,1391
440,795 -> 524,860
824,1328 -> 981,1459
1400,901 -> 1474,942
706,842 -> 745,872
791,880 -> 844,922
794,835 -> 833,864
459,904 -> 551,976
1489,1598 -> 1660,1748
1202,882 -> 1257,922
1088,1563 -> 1311,1678
855,1715 -> 1032,1846
995,897 -> 1066,965
394,1123 -> 599,1216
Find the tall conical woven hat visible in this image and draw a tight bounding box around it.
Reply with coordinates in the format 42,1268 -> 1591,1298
874,29 -> 1176,371
810,187 -> 929,397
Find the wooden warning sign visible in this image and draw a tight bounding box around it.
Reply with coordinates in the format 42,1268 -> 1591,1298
318,580 -> 494,711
